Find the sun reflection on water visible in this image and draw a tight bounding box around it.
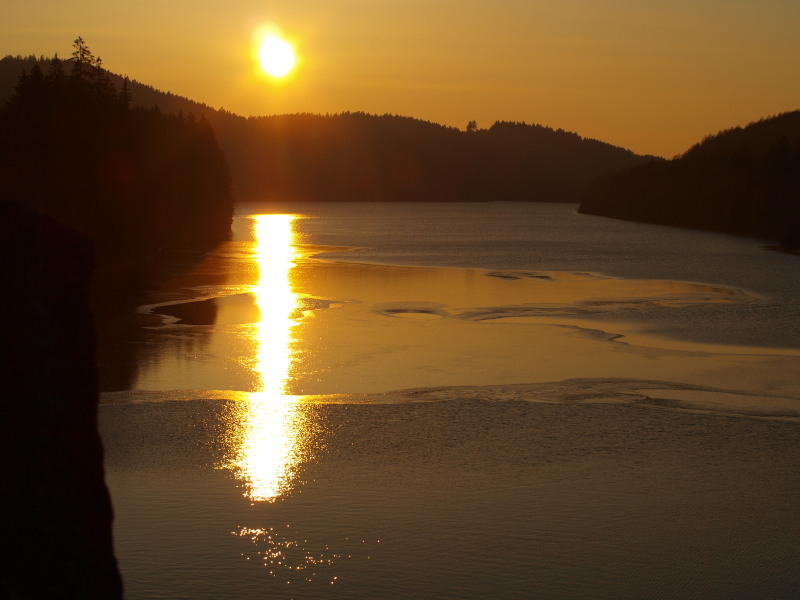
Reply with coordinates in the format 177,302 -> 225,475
228,214 -> 307,502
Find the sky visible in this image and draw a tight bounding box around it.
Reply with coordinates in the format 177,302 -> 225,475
3,0 -> 799,157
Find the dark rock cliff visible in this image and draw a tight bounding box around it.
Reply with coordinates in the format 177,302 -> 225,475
0,202 -> 122,599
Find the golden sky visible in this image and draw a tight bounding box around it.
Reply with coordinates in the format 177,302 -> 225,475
3,0 -> 799,157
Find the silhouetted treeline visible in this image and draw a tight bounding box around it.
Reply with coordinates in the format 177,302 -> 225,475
579,112 -> 800,245
1,53 -> 652,204
230,113 -> 652,202
0,43 -> 233,269
0,54 -> 229,123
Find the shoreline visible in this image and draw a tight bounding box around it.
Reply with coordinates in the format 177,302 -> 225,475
100,375 -> 800,422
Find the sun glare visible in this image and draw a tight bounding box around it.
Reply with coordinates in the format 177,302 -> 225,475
258,35 -> 296,78
225,214 -> 308,503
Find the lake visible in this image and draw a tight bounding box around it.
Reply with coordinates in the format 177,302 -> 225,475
98,202 -> 800,599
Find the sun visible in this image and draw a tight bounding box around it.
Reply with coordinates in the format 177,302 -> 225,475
258,35 -> 296,78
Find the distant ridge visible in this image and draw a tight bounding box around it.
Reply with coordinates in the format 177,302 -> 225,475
579,111 -> 800,245
231,112 -> 656,203
1,54 -> 655,203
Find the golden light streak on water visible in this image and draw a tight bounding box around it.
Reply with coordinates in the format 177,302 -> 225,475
230,214 -> 306,503
253,214 -> 297,394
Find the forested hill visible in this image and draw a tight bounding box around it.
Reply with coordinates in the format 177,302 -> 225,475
231,114 -> 654,202
1,54 -> 655,203
0,49 -> 233,272
0,54 -> 226,122
579,112 -> 800,245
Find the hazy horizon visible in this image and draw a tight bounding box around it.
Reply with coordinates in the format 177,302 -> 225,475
4,0 -> 799,158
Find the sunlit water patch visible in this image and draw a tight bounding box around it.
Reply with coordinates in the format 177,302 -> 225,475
222,214 -> 307,503
101,395 -> 800,599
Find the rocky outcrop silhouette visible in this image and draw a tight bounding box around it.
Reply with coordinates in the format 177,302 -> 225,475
0,202 -> 122,599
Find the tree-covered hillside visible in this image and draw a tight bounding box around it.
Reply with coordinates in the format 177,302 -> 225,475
579,112 -> 800,245
1,53 -> 654,204
0,42 -> 234,268
230,114 -> 654,203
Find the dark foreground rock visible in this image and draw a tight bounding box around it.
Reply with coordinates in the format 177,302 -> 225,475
0,202 -> 122,599
781,224 -> 800,252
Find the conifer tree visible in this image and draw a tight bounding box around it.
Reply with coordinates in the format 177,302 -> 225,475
70,36 -> 97,93
49,53 -> 65,89
118,77 -> 132,110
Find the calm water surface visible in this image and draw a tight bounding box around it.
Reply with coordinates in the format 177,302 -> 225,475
99,203 -> 800,599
